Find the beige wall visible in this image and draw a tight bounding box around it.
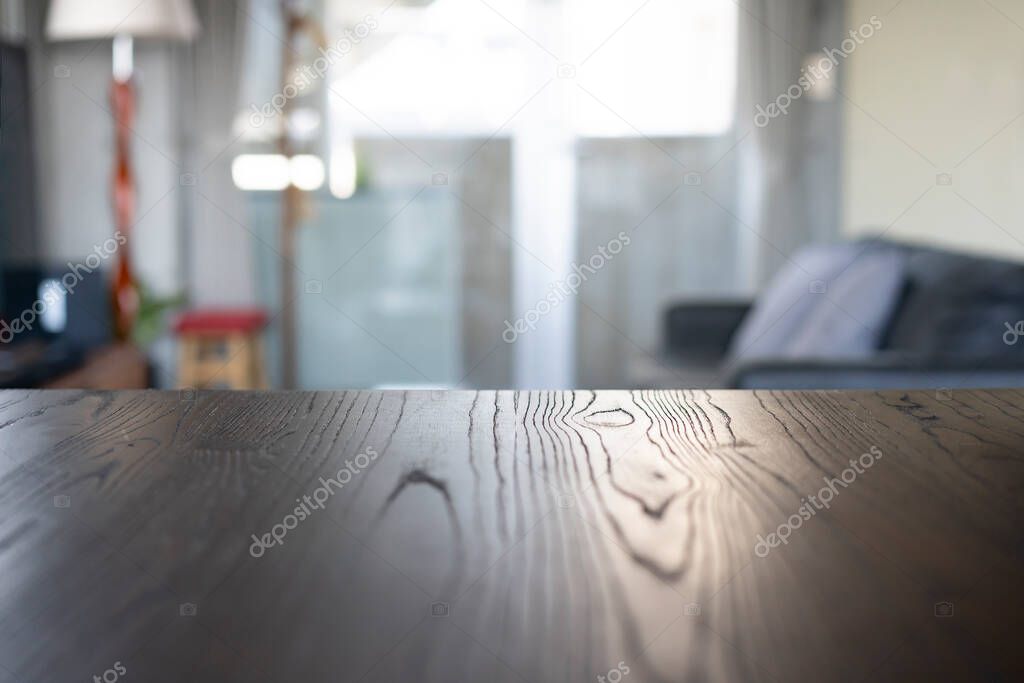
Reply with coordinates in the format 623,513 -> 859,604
842,0 -> 1024,260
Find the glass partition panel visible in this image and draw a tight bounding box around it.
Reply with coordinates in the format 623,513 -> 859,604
251,189 -> 460,389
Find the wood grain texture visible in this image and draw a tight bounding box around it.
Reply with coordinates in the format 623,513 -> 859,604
0,389 -> 1022,682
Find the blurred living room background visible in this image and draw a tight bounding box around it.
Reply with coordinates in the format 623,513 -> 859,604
2,0 -> 1024,391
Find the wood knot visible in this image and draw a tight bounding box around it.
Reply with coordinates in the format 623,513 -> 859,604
582,408 -> 635,427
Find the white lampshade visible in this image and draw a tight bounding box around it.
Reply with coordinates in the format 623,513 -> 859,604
46,0 -> 199,42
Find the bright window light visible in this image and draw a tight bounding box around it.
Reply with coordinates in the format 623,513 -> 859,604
569,0 -> 737,137
328,0 -> 737,137
290,155 -> 326,191
232,154 -> 290,191
231,154 -> 325,191
329,139 -> 357,199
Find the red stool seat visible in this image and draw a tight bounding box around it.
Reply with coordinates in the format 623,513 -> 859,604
174,309 -> 270,390
174,309 -> 269,336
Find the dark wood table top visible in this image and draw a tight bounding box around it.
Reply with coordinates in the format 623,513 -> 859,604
0,389 -> 1022,682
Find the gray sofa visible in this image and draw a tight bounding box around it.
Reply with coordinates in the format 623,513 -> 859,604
664,240 -> 1024,389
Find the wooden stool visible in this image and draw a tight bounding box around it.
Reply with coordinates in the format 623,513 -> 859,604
174,309 -> 269,390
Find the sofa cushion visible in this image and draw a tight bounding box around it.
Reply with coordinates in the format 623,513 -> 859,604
883,247 -> 1024,359
728,241 -> 906,362
786,246 -> 906,357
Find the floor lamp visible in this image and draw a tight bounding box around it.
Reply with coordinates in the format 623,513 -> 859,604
46,0 -> 199,340
277,2 -> 327,389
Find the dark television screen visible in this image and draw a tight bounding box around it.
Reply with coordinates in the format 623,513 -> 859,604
0,41 -> 40,267
0,41 -> 41,317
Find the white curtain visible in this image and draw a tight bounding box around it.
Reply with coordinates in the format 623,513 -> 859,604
184,0 -> 259,306
0,0 -> 26,40
734,0 -> 844,289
